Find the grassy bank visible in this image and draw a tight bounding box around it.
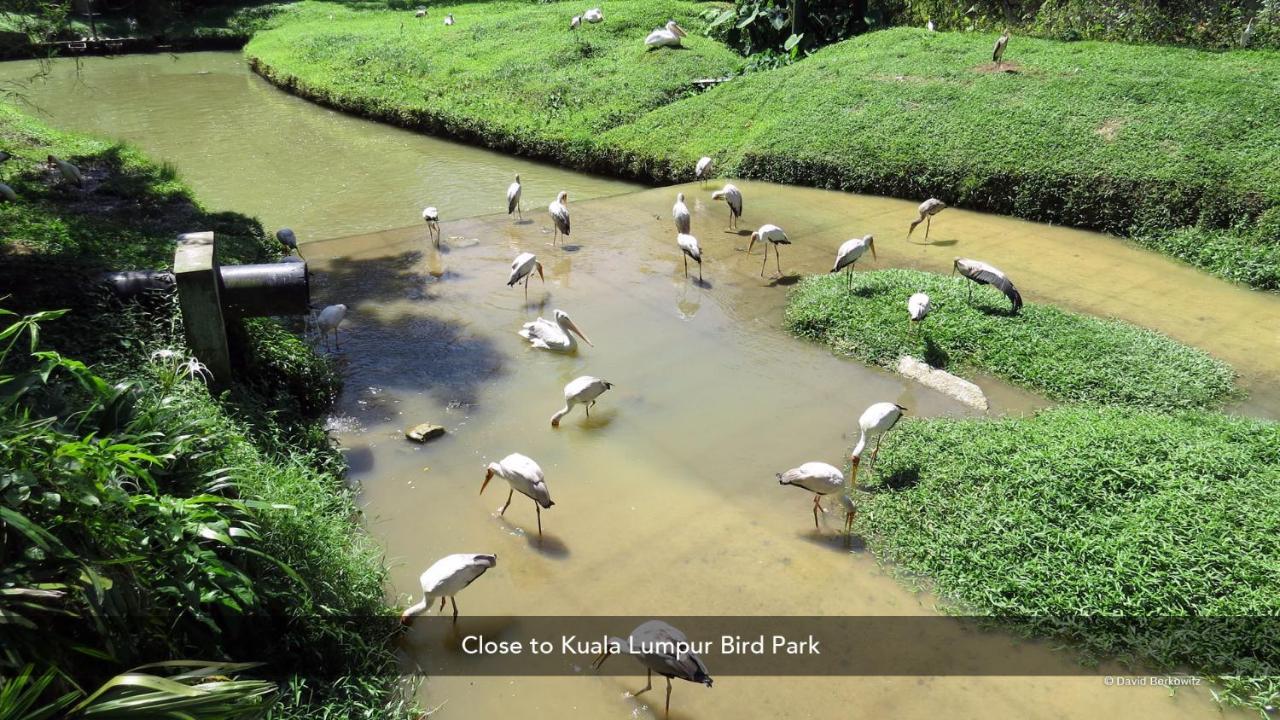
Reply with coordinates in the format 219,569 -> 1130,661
784,269 -> 1236,410
857,405 -> 1280,711
0,105 -> 412,717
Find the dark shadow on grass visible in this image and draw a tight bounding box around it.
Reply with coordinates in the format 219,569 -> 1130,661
860,466 -> 921,493
923,337 -> 949,368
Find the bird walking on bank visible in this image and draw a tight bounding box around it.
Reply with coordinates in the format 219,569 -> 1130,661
777,461 -> 850,531
444,13 -> 455,25
47,155 -> 83,187
748,224 -> 790,278
672,192 -> 691,234
507,252 -> 544,299
851,402 -> 906,481
422,206 -> 440,246
482,453 -> 553,538
953,257 -> 1023,313
317,303 -> 348,351
645,20 -> 687,49
551,375 -> 612,427
908,292 -> 932,332
907,198 -> 946,240
548,191 -> 570,245
520,309 -> 592,353
710,183 -> 743,231
507,173 -> 523,220
993,30 -> 1011,69
593,620 -> 713,720
676,233 -> 702,281
830,234 -> 876,290
695,156 -> 713,185
401,553 -> 496,625
584,7 -> 603,23
276,228 -> 304,259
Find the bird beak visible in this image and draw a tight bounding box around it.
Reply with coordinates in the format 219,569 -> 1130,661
592,650 -> 612,669
400,609 -> 416,627
480,468 -> 494,495
536,262 -> 544,283
869,238 -> 877,260
748,232 -> 758,251
567,319 -> 593,347
674,23 -> 687,37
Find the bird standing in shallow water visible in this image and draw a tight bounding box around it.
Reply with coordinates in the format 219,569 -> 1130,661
482,453 -> 553,538
593,620 -> 712,720
695,156 -> 713,185
519,309 -> 592,352
777,461 -> 850,531
401,553 -> 496,625
507,173 -> 523,220
830,235 -> 876,290
710,183 -> 743,231
507,252 -> 544,299
422,206 -> 440,246
676,233 -> 702,281
551,376 -> 612,426
953,257 -> 1023,313
276,228 -> 303,259
748,224 -> 790,278
316,304 -> 347,351
548,191 -> 570,245
851,402 -> 907,482
908,198 -> 946,240
672,192 -> 691,234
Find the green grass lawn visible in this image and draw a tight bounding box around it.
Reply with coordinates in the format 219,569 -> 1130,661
785,269 -> 1237,410
858,405 -> 1280,711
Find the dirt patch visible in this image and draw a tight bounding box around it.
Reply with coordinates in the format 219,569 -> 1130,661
971,60 -> 1023,74
1095,118 -> 1124,141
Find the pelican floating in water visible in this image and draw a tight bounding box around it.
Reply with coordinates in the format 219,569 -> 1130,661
276,228 -> 303,259
908,292 -> 932,330
593,620 -> 713,719
748,224 -> 790,277
482,453 -> 553,537
830,234 -> 876,290
47,155 -> 83,187
584,7 -> 603,23
695,156 -> 713,184
645,20 -> 687,49
520,309 -> 592,352
0,183 -> 15,202
548,191 -> 570,245
777,461 -> 851,531
507,173 -> 523,220
676,232 -> 702,281
507,252 -> 544,299
672,192 -> 691,234
953,257 -> 1023,313
551,375 -> 612,426
401,553 -> 496,625
422,206 -> 440,246
317,303 -> 348,351
907,198 -> 946,240
444,13 -> 455,25
710,183 -> 742,231
851,402 -> 906,481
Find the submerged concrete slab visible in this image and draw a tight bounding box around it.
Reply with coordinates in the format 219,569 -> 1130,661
896,355 -> 989,411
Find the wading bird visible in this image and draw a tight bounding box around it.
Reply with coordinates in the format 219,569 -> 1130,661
907,198 -> 946,240
317,303 -> 348,351
645,20 -> 687,49
47,155 -> 83,187
444,13 -> 455,25
908,292 -> 932,331
776,461 -> 850,531
953,257 -> 1023,313
676,233 -> 702,281
695,156 -> 713,184
850,402 -> 906,481
551,375 -> 612,426
993,30 -> 1010,69
422,206 -> 440,246
710,183 -> 742,231
401,553 -> 496,625
520,309 -> 592,352
593,620 -> 713,720
0,183 -> 15,202
748,224 -> 790,277
275,228 -> 303,259
584,7 -> 603,23
548,191 -> 570,245
507,173 -> 523,220
481,453 -> 553,537
507,252 -> 544,299
830,234 -> 876,290
672,192 -> 691,234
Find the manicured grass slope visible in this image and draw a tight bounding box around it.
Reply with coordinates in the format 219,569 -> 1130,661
860,406 -> 1280,709
785,269 -> 1236,410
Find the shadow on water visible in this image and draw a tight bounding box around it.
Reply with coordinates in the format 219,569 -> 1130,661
559,407 -> 617,430
560,244 -> 583,252
767,275 -> 803,287
342,445 -> 376,474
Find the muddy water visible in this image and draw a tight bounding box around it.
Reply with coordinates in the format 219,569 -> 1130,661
306,183 -> 1252,719
0,52 -> 639,240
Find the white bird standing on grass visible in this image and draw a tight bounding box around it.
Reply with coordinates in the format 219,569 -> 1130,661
47,155 -> 83,187
401,553 -> 496,625
676,233 -> 702,281
907,198 -> 946,240
520,309 -> 593,352
927,19 -> 936,31
317,304 -> 348,351
584,7 -> 603,23
276,228 -> 303,259
993,30 -> 1011,69
571,14 -> 582,30
422,206 -> 440,246
850,402 -> 907,481
593,620 -> 713,720
710,183 -> 742,231
695,156 -> 713,184
908,292 -> 932,331
830,234 -> 876,290
414,6 -> 426,17
481,453 -> 554,538
748,224 -> 790,277
548,191 -> 570,245
777,462 -> 851,531
507,173 -> 523,220
444,13 -> 455,25
953,257 -> 1023,313
672,192 -> 691,234
645,20 -> 687,49
551,375 -> 613,427
507,252 -> 544,299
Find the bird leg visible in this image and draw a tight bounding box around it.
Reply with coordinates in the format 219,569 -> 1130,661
683,254 -> 689,278
760,244 -> 769,276
438,596 -> 446,612
870,438 -> 883,475
536,503 -> 543,538
451,596 -> 459,624
635,669 -> 653,697
925,216 -> 932,240
665,677 -> 673,719
334,328 -> 341,351
500,488 -> 514,516
845,505 -> 857,534
698,261 -> 702,283
524,273 -> 531,300
775,244 -> 783,277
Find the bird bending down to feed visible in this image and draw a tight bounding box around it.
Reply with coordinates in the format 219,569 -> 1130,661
710,183 -> 743,231
993,30 -> 1010,69
414,6 -> 426,17
548,191 -> 570,245
908,292 -> 932,331
584,7 -> 603,23
422,206 -> 440,246
645,20 -> 687,49
401,553 -> 496,625
507,252 -> 544,299
851,402 -> 906,481
481,453 -> 553,537
47,155 -> 83,187
444,13 -> 455,25
570,14 -> 582,30
507,173 -> 523,220
316,304 -> 347,351
676,233 -> 702,281
830,234 -> 876,290
275,228 -> 303,259
520,309 -> 592,352
593,620 -> 712,720
748,224 -> 790,277
953,257 -> 1023,313
695,156 -> 713,184
672,192 -> 691,234
907,198 -> 946,240
777,462 -> 851,531
0,183 -> 15,202
551,376 -> 612,426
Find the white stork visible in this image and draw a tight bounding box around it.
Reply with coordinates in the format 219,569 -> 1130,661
748,224 -> 790,277
275,228 -> 303,259
414,6 -> 426,17
593,620 -> 713,719
47,155 -> 83,187
551,375 -> 612,427
481,453 -> 553,537
507,173 -> 523,220
401,553 -> 496,625
672,192 -> 691,234
520,309 -> 592,353
851,402 -> 907,481
571,14 -> 582,30
830,234 -> 876,290
444,13 -> 455,25
908,292 -> 932,331
548,191 -> 570,245
645,20 -> 687,49
907,198 -> 946,239
993,30 -> 1010,69
676,233 -> 702,281
422,206 -> 440,246
695,156 -> 713,185
710,183 -> 743,231
953,257 -> 1023,313
316,304 -> 347,351
507,252 -> 544,299
777,462 -> 850,531
584,8 -> 603,23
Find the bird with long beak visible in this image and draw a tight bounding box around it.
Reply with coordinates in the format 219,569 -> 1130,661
748,224 -> 790,278
830,234 -> 876,290
907,198 -> 946,240
710,183 -> 743,231
777,461 -> 850,531
422,206 -> 440,246
548,191 -> 570,245
593,620 -> 712,720
519,309 -> 592,352
401,553 -> 496,626
645,19 -> 687,49
850,402 -> 907,482
47,155 -> 83,187
908,292 -> 932,332
481,453 -> 553,538
507,252 -> 544,299
672,192 -> 691,234
676,233 -> 702,281
551,375 -> 612,427
953,257 -> 1023,313
276,228 -> 304,259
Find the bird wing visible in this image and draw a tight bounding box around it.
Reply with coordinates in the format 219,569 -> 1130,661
507,183 -> 521,213
519,318 -> 562,345
677,234 -> 701,260
967,269 -> 1022,310
550,204 -> 570,235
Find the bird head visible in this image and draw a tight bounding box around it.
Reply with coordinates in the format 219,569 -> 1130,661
475,553 -> 497,568
951,257 -> 962,275
557,191 -> 569,203
671,21 -> 687,37
480,465 -> 497,495
514,173 -> 520,182
866,234 -> 877,260
555,310 -> 593,346
676,192 -> 685,203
